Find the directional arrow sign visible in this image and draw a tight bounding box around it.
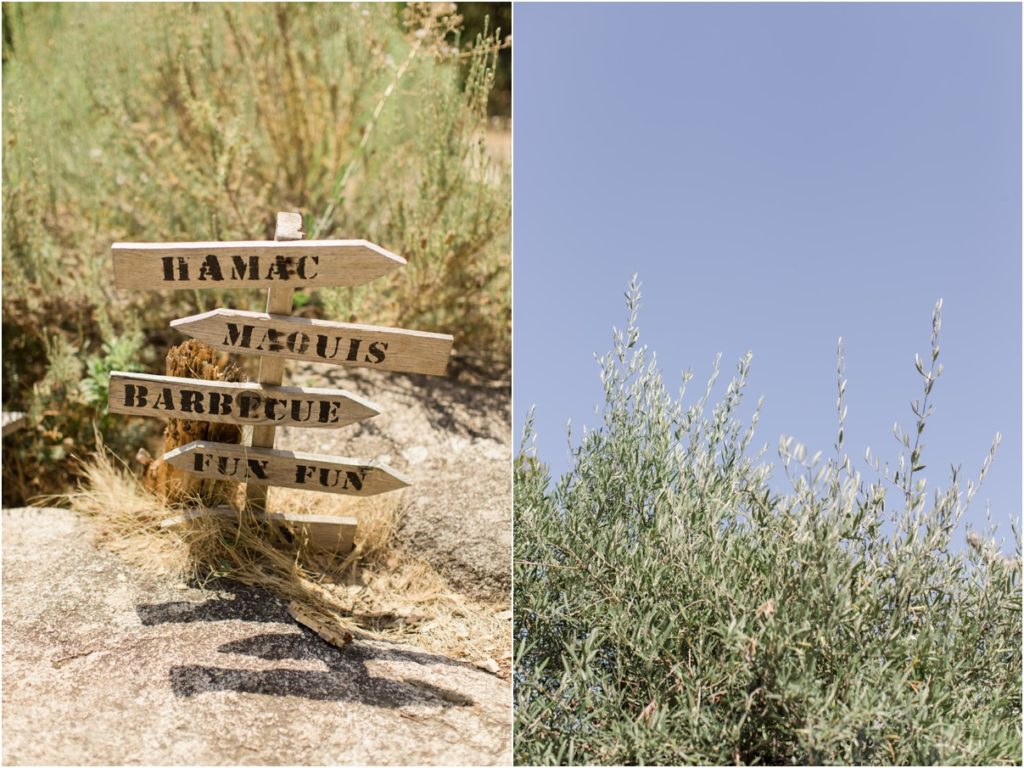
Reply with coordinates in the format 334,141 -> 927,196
163,441 -> 411,496
111,240 -> 406,291
108,372 -> 380,428
170,309 -> 453,376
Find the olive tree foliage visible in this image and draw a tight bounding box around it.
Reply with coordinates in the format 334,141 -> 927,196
514,277 -> 1021,765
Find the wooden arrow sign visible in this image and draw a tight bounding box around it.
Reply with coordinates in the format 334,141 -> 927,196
170,309 -> 453,376
163,441 -> 411,496
111,240 -> 406,291
108,372 -> 380,428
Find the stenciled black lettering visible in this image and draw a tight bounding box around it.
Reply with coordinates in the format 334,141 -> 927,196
161,257 -> 175,281
318,468 -> 341,488
230,255 -> 260,281
123,383 -> 148,408
216,456 -> 240,476
223,323 -> 254,349
180,389 -> 205,414
246,459 -> 269,480
238,392 -> 261,419
286,331 -> 310,355
364,341 -> 388,364
197,254 -> 223,281
345,470 -> 364,491
294,464 -> 316,485
208,392 -> 232,416
317,400 -> 341,424
254,327 -> 285,353
346,338 -> 362,362
267,255 -> 296,281
264,398 -> 286,422
153,388 -> 174,411
296,255 -> 319,280
315,468 -> 364,491
315,334 -> 344,360
290,399 -> 315,423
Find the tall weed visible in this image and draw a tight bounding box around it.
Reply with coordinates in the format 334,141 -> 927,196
514,277 -> 1020,765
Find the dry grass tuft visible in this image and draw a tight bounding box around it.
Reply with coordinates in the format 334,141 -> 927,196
65,450 -> 508,665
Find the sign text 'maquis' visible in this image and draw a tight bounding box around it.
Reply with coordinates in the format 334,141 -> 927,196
171,309 -> 453,376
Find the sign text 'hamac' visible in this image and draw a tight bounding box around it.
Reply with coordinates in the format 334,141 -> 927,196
111,240 -> 405,291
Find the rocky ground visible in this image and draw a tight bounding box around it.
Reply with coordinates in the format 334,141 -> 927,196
2,360 -> 512,765
280,361 -> 511,603
3,506 -> 510,765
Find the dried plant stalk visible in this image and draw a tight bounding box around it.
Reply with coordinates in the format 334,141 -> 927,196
143,340 -> 243,505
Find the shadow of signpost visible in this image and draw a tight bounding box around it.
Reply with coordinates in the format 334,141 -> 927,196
136,581 -> 292,626
137,581 -> 475,708
171,634 -> 474,707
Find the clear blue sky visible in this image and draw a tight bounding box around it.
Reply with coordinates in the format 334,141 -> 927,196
513,3 -> 1021,550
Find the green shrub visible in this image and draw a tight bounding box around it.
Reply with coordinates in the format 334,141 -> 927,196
2,2 -> 509,503
514,277 -> 1020,765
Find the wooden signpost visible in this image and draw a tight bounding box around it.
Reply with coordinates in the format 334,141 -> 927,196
108,211 -> 453,553
108,373 -> 381,428
111,239 -> 406,290
162,442 -> 410,496
170,309 -> 452,375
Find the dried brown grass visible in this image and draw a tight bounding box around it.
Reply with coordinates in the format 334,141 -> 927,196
142,339 -> 244,505
65,450 -> 508,666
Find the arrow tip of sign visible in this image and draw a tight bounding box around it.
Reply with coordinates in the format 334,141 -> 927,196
357,240 -> 408,268
374,461 -> 413,490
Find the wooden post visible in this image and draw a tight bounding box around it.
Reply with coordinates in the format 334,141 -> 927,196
246,211 -> 303,512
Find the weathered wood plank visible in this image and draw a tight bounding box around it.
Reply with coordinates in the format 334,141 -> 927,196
108,372 -> 380,428
163,440 -> 411,497
288,601 -> 355,648
111,239 -> 405,291
160,505 -> 357,553
2,411 -> 27,437
171,309 -> 453,376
